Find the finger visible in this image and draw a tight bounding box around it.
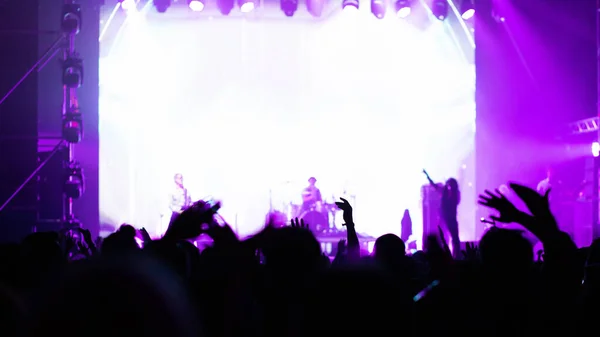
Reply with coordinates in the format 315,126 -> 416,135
484,190 -> 498,199
489,215 -> 502,223
478,195 -> 491,203
494,188 -> 505,198
340,197 -> 348,204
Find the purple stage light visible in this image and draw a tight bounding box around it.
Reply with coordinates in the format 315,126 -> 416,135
306,0 -> 324,17
460,0 -> 475,20
188,0 -> 205,11
153,0 -> 171,12
394,0 -> 410,15
431,0 -> 448,20
217,0 -> 235,14
371,0 -> 386,19
395,0 -> 411,18
461,8 -> 474,20
592,142 -> 599,157
239,0 -> 255,13
397,7 -> 410,17
281,0 -> 299,17
342,0 -> 359,10
121,0 -> 136,11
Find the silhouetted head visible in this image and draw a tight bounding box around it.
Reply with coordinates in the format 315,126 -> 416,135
444,178 -> 461,203
479,227 -> 533,276
308,177 -> 317,186
262,226 -> 323,274
118,224 -> 137,238
374,234 -> 406,264
101,231 -> 139,256
174,173 -> 183,187
445,178 -> 458,191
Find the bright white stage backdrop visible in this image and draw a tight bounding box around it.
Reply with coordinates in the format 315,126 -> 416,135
99,8 -> 476,242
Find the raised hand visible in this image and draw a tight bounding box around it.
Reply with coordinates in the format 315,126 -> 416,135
163,200 -> 215,241
509,183 -> 552,219
437,225 -> 451,256
80,228 -> 97,255
334,197 -> 354,225
509,183 -> 559,237
478,189 -> 520,223
205,215 -> 238,245
139,227 -> 152,244
291,217 -> 309,229
461,242 -> 479,261
337,239 -> 346,254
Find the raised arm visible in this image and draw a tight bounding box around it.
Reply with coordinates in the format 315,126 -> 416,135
335,198 -> 359,260
423,169 -> 442,192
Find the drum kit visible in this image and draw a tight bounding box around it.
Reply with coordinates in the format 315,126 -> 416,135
267,180 -> 356,234
271,192 -> 354,235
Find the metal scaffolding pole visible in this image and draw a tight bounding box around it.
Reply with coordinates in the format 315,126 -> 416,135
594,0 -> 600,239
60,0 -> 85,227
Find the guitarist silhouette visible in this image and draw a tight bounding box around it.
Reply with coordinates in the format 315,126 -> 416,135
169,173 -> 192,225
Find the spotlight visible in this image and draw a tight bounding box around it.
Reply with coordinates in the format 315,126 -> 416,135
592,142 -> 599,157
217,0 -> 235,14
120,0 -> 136,10
281,0 -> 298,16
431,0 -> 448,20
62,112 -> 83,144
460,0 -> 475,20
342,0 -> 359,10
394,0 -> 411,18
153,0 -> 171,12
238,0 -> 256,13
61,4 -> 81,35
62,57 -> 84,89
188,0 -> 205,11
306,0 -> 324,17
371,0 -> 385,19
64,162 -> 85,200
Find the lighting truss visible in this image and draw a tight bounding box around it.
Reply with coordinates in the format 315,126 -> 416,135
569,117 -> 599,135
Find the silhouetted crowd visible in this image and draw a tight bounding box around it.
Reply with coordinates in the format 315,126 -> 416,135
0,182 -> 596,337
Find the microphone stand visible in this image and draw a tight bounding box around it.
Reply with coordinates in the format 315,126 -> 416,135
269,188 -> 273,212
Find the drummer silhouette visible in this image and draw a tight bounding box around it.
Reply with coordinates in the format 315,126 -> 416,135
300,177 -> 322,214
298,177 -> 329,232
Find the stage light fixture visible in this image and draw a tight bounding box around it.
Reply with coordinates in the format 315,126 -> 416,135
592,142 -> 600,157
394,0 -> 411,18
64,162 -> 85,200
153,0 -> 171,12
238,0 -> 256,13
62,112 -> 83,144
306,0 -> 324,17
371,0 -> 386,19
460,0 -> 474,20
281,0 -> 298,16
188,0 -> 205,11
120,0 -> 136,10
62,57 -> 84,89
217,0 -> 235,14
342,0 -> 359,10
431,0 -> 448,20
61,4 -> 81,35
